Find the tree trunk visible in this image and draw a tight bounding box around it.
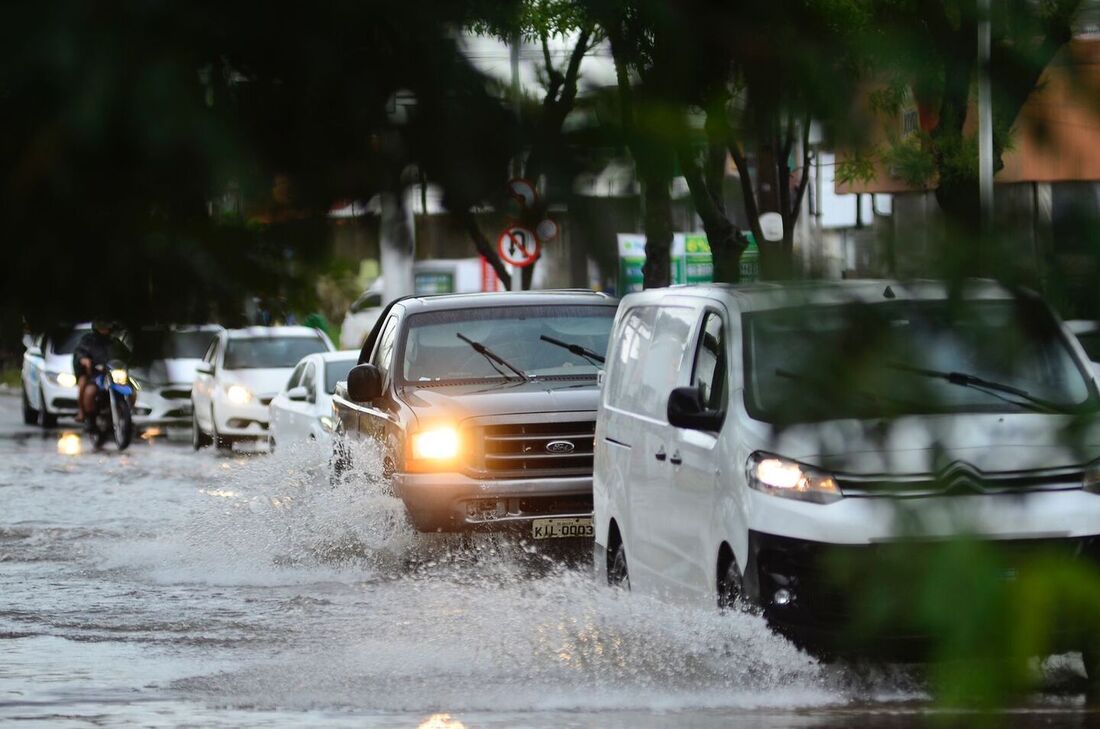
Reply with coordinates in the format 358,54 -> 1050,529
642,178 -> 673,288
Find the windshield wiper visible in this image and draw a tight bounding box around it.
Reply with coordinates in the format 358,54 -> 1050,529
539,335 -> 605,365
886,363 -> 1062,413
455,333 -> 529,381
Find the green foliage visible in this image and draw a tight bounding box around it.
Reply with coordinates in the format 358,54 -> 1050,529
835,152 -> 878,186
881,134 -> 938,187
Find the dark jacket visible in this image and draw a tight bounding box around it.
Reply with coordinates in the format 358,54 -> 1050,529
72,331 -> 126,375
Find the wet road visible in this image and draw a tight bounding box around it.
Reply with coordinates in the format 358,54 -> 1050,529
0,392 -> 1097,728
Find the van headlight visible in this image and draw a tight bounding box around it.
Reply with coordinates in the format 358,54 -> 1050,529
411,426 -> 460,462
747,452 -> 842,504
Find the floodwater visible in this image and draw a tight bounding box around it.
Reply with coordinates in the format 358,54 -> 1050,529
0,392 -> 1096,728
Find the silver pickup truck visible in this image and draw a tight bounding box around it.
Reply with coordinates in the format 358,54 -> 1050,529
332,290 -> 617,539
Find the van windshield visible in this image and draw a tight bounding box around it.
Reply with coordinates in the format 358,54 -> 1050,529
744,298 -> 1097,423
401,305 -> 615,383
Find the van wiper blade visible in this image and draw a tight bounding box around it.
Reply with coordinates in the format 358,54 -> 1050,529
539,335 -> 605,365
455,333 -> 529,381
886,363 -> 1062,413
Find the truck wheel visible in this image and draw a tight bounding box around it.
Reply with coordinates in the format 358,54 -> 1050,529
22,386 -> 39,425
39,386 -> 57,428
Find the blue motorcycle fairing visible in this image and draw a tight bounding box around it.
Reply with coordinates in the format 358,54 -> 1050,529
110,383 -> 133,397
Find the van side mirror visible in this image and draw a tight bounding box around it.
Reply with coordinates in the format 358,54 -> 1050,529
287,386 -> 309,402
23,334 -> 41,357
195,362 -> 214,376
667,386 -> 724,431
347,363 -> 383,402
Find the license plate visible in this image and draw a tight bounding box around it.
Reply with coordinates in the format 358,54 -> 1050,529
532,517 -> 593,540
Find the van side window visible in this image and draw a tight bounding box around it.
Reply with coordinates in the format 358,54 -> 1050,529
692,312 -> 728,412
605,306 -> 657,413
372,316 -> 399,377
607,305 -> 695,419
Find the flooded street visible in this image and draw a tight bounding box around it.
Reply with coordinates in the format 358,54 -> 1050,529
0,391 -> 1095,728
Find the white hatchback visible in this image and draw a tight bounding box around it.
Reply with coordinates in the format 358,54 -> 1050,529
21,324 -> 89,427
191,326 -> 334,450
594,280 -> 1100,656
268,350 -> 358,448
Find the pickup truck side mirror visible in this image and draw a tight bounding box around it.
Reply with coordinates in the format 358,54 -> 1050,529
667,386 -> 724,432
347,363 -> 383,402
195,362 -> 214,376
287,385 -> 309,402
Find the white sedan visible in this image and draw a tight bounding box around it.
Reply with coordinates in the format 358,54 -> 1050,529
268,351 -> 359,449
21,324 -> 89,427
191,326 -> 334,450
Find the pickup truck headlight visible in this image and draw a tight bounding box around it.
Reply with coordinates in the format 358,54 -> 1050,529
747,452 -> 842,504
411,426 -> 460,462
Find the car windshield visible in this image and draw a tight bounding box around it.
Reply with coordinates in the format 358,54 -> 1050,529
744,298 -> 1096,423
401,305 -> 615,383
224,337 -> 328,370
132,329 -> 219,364
324,358 -> 357,394
50,328 -> 88,355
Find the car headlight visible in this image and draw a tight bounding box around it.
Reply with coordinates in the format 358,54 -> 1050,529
110,369 -> 129,385
411,426 -> 460,462
747,452 -> 842,504
226,384 -> 252,405
319,415 -> 335,433
50,371 -> 78,388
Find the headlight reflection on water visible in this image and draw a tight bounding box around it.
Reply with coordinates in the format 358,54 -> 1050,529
417,715 -> 467,729
56,432 -> 82,456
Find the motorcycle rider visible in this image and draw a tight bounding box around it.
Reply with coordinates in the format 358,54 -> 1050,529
73,321 -> 125,427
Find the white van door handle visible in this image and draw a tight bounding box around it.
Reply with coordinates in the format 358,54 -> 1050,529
655,447 -> 667,461
669,450 -> 682,465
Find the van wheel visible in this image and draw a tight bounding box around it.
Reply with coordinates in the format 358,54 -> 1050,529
1084,644 -> 1100,702
22,386 -> 39,425
717,549 -> 744,611
192,412 -> 211,450
608,540 -> 629,589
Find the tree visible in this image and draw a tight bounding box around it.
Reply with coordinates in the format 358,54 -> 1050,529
839,0 -> 1083,240
465,1 -> 602,288
0,0 -> 521,338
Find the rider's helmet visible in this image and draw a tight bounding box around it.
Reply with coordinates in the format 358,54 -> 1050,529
92,319 -> 114,334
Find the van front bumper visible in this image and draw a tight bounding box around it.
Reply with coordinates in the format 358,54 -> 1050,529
392,472 -> 593,533
745,529 -> 1100,656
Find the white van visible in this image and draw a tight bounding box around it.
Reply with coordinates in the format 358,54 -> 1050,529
594,280 -> 1100,658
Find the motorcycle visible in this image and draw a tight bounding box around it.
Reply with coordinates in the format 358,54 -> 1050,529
88,359 -> 134,451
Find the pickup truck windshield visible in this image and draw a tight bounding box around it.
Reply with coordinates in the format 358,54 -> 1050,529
224,337 -> 327,370
401,305 -> 615,383
744,298 -> 1097,423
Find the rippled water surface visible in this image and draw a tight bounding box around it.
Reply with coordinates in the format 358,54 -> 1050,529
0,393 -> 1095,728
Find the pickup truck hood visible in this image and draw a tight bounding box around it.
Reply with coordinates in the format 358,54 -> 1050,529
400,378 -> 599,423
743,407 -> 1100,475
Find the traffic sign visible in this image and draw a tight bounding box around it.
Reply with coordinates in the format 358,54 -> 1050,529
507,178 -> 538,209
536,218 -> 559,242
497,226 -> 540,268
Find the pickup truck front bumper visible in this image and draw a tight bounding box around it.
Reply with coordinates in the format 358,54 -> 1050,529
392,472 -> 593,533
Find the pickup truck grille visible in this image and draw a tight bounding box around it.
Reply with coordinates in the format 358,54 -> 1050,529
478,420 -> 595,477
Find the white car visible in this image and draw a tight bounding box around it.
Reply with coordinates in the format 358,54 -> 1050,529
21,324 -> 89,427
191,326 -> 334,450
594,280 -> 1100,660
339,286 -> 384,350
130,325 -> 223,432
268,350 -> 359,448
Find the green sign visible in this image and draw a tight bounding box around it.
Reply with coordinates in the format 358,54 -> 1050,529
617,232 -> 757,292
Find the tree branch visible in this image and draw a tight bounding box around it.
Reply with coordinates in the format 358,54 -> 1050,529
729,142 -> 764,244
458,208 -> 510,283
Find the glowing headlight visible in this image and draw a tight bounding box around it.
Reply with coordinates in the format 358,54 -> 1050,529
411,426 -> 460,461
747,453 -> 842,504
226,384 -> 252,405
110,369 -> 129,385
54,372 -> 77,388
319,415 -> 335,433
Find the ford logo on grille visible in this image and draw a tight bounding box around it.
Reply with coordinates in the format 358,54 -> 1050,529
545,440 -> 576,454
